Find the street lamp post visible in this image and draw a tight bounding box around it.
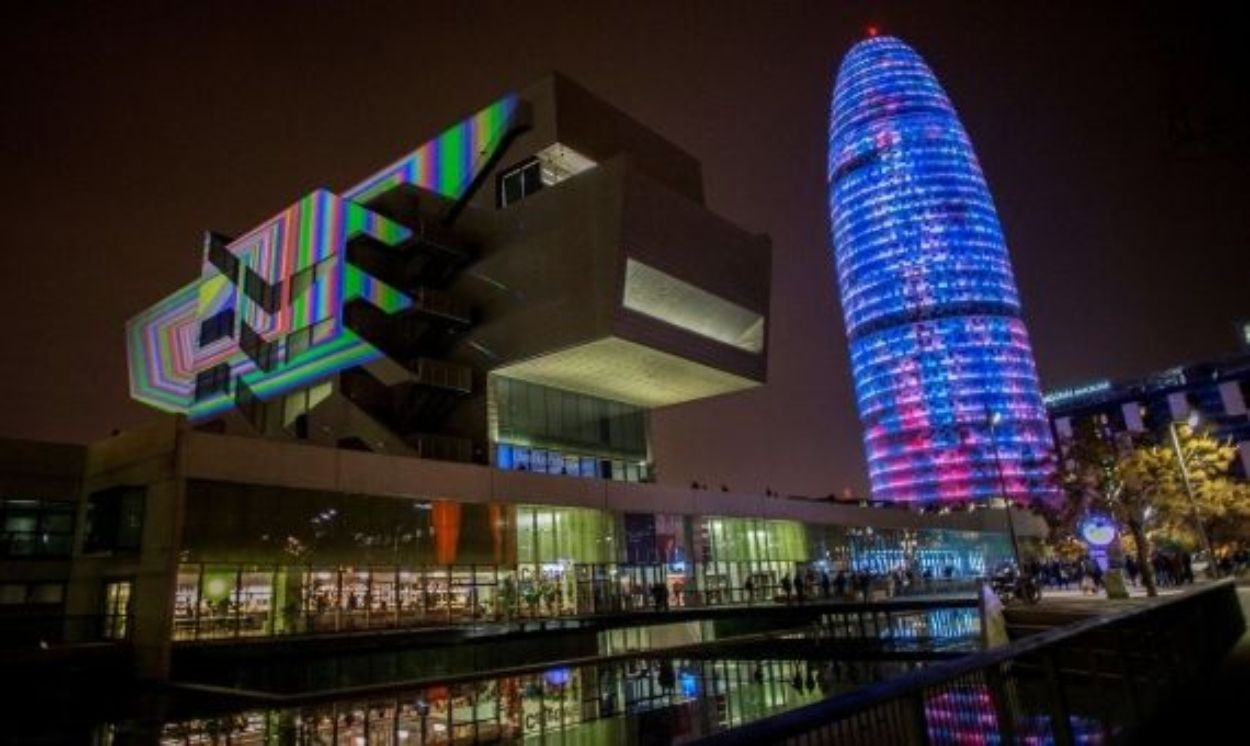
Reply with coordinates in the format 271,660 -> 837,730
986,409 -> 1024,571
1167,416 -> 1217,579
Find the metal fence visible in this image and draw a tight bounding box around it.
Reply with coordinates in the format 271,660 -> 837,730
695,580 -> 1245,745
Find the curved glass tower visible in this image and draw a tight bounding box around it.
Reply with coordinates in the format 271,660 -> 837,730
828,35 -> 1056,504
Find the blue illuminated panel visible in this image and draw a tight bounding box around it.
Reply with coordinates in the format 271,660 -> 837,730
828,36 -> 1057,504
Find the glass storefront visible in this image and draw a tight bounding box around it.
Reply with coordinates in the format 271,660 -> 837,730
491,376 -> 652,483
171,481 -> 1013,641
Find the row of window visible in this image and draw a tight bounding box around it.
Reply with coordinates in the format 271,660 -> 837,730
197,255 -> 336,352
0,581 -> 65,605
192,316 -> 336,402
1,498 -> 75,558
495,443 -> 649,483
169,558 -> 985,642
493,376 -> 648,457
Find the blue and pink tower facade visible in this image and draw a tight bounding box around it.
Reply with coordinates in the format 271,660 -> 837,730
828,35 -> 1057,505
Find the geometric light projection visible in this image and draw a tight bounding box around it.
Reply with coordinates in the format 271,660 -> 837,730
828,36 -> 1057,504
125,279 -> 200,412
344,95 -> 521,203
127,95 -> 522,420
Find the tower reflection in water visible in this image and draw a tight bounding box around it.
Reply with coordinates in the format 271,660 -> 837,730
925,685 -> 1109,745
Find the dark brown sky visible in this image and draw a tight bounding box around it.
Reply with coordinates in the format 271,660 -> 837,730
3,2 -> 1247,496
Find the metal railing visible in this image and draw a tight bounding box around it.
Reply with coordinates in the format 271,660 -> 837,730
695,580 -> 1245,745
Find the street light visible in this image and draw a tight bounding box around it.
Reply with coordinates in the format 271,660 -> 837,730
1167,412 -> 1217,579
986,408 -> 1024,571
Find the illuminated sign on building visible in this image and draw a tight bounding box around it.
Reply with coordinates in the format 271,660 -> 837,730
1080,513 -> 1117,548
828,35 -> 1058,504
1043,380 -> 1113,407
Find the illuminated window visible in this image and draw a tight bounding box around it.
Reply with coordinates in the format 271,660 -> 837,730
498,144 -> 595,207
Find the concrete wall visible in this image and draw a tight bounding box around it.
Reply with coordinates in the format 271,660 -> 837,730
181,430 -> 1046,538
68,418 -> 186,679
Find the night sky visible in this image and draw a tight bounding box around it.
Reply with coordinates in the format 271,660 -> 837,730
3,3 -> 1247,497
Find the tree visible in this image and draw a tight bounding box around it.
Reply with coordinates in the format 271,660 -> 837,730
1155,476 -> 1250,550
1146,425 -> 1241,555
1059,424 -> 1156,595
1055,421 -> 1241,596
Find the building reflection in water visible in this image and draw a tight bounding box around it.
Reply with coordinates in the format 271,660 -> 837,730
140,657 -> 922,744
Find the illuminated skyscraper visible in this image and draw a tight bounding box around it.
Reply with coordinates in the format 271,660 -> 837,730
828,35 -> 1057,504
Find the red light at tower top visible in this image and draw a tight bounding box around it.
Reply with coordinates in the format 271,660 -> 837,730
866,25 -> 879,37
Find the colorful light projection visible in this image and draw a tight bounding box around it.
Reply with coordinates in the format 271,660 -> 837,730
127,95 -> 523,418
828,36 -> 1057,504
345,95 -> 521,204
188,190 -> 413,421
125,280 -> 201,412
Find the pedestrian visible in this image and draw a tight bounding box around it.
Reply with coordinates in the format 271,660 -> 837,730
821,571 -> 832,599
780,574 -> 792,602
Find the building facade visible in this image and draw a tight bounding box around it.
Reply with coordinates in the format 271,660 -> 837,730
2,75 -> 1046,681
126,73 -> 771,483
1046,352 -> 1250,476
827,35 -> 1057,505
57,420 -> 1034,678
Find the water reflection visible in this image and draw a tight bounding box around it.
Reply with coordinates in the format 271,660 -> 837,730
176,607 -> 981,697
925,685 -> 1110,745
133,657 -> 924,744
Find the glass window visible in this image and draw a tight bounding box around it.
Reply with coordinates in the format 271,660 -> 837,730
238,569 -> 273,637
102,580 -> 132,640
198,308 -> 235,347
286,326 -> 312,363
84,486 -> 145,554
242,266 -> 282,313
513,447 -> 531,472
499,158 -> 543,207
0,585 -> 26,604
289,265 -> 314,304
193,362 -> 232,401
29,582 -> 64,604
312,317 -> 336,344
496,443 -> 514,470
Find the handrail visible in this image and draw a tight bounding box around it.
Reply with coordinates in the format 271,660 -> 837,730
695,580 -> 1243,744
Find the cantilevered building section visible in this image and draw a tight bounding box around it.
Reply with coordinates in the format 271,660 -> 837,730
127,74 -> 771,482
828,36 -> 1057,504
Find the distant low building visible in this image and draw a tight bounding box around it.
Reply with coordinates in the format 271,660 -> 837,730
1045,351 -> 1250,477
